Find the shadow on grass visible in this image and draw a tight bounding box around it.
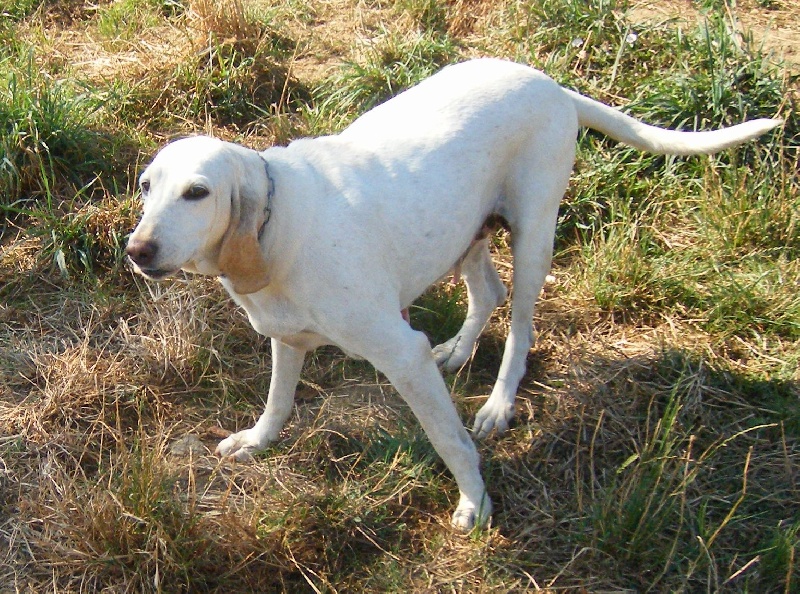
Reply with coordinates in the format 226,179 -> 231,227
486,345 -> 798,591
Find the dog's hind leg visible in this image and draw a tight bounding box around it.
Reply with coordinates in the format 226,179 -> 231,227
472,224 -> 554,438
433,238 -> 507,372
473,138 -> 575,438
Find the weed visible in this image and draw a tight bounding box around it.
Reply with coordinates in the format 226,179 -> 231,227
628,14 -> 792,134
505,0 -> 672,93
104,7 -> 307,133
393,0 -> 450,34
411,282 -> 467,347
759,521 -> 799,592
28,192 -> 137,281
0,53 -> 113,212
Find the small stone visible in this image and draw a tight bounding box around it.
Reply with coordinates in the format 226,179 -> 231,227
169,434 -> 207,457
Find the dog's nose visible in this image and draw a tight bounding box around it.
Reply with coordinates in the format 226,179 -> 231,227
126,238 -> 158,267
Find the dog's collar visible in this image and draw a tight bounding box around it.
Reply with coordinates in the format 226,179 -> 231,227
257,154 -> 275,242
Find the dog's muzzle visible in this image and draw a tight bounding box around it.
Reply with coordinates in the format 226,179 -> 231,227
126,238 -> 175,279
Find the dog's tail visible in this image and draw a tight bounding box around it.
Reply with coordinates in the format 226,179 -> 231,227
566,89 -> 782,155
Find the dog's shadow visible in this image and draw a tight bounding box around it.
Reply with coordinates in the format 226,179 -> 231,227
482,342 -> 798,576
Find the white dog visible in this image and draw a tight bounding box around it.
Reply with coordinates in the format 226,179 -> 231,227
126,58 -> 780,530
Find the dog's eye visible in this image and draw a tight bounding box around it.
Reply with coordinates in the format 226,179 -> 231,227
184,185 -> 210,200
140,180 -> 150,194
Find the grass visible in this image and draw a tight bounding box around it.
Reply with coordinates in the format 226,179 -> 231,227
310,28 -> 460,132
0,54 -> 114,211
0,0 -> 798,591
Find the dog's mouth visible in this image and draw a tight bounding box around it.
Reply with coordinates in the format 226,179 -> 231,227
136,266 -> 177,281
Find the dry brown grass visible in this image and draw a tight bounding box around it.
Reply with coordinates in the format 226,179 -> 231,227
5,267 -> 795,591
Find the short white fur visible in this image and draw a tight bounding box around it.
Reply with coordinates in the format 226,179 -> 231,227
127,59 -> 781,530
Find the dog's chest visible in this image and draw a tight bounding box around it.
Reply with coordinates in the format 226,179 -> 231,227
223,282 -> 310,338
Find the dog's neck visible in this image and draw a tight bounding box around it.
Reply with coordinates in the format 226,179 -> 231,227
257,153 -> 275,242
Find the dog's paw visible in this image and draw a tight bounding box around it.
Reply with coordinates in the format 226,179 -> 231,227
451,492 -> 492,532
214,429 -> 268,462
432,335 -> 472,372
472,395 -> 515,439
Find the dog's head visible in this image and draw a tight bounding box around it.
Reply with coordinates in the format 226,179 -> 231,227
126,136 -> 272,294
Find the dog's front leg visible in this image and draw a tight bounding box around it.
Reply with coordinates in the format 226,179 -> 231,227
215,337 -> 305,461
357,319 -> 491,530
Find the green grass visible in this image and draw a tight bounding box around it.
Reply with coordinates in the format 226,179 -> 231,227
95,0 -> 177,44
0,0 -> 41,22
585,358 -> 780,589
0,0 -> 797,591
0,54 -> 114,212
310,29 -> 460,131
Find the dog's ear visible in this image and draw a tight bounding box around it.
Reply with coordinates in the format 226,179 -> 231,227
218,180 -> 271,295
